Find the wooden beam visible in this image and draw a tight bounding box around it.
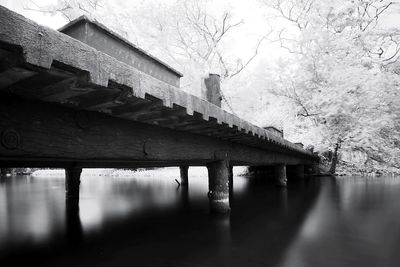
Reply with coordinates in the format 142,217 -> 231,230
0,50 -> 36,90
0,94 -> 316,168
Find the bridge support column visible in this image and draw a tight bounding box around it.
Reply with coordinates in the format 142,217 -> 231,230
65,167 -> 82,199
207,160 -> 230,214
179,166 -> 189,186
228,165 -> 233,204
275,164 -> 287,187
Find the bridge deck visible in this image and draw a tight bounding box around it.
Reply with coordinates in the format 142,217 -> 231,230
0,6 -> 317,168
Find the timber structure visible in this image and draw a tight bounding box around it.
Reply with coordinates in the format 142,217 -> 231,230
0,6 -> 318,213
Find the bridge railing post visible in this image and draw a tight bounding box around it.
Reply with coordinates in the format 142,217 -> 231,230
202,73 -> 222,107
207,159 -> 230,213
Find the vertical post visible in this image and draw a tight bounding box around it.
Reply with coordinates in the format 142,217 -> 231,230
228,165 -> 233,205
179,166 -> 189,186
203,73 -> 222,107
207,160 -> 230,213
65,167 -> 82,199
275,164 -> 287,187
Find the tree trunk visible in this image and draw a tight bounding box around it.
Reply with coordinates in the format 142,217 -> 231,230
329,140 -> 341,174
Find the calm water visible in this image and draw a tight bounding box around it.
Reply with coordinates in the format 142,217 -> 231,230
0,169 -> 400,267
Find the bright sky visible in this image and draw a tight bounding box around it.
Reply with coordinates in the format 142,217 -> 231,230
0,0 -> 287,64
1,0 -> 67,28
1,0 -> 399,59
2,0 -> 399,89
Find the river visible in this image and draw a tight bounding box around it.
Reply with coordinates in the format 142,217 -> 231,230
0,168 -> 399,267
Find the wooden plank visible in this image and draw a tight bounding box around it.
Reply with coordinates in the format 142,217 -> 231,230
0,67 -> 36,90
116,99 -> 165,120
136,105 -> 189,124
0,49 -> 37,89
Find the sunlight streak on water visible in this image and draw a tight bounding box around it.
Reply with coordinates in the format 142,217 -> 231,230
278,176 -> 400,267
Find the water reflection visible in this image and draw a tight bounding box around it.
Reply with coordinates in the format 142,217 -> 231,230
0,175 -> 65,249
0,170 -> 400,266
65,198 -> 82,247
278,177 -> 400,267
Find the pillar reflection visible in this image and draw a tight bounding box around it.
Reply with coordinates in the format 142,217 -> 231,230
179,185 -> 190,210
65,198 -> 83,247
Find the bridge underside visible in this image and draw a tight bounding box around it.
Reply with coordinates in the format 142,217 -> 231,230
0,93 -> 315,169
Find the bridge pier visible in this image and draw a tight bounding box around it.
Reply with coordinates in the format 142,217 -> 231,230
207,160 -> 230,214
65,167 -> 82,199
275,164 -> 287,187
228,165 -> 233,204
179,166 -> 189,186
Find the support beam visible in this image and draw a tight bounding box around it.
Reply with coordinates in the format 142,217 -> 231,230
207,160 -> 230,213
275,164 -> 287,187
179,166 -> 189,186
0,94 -> 317,168
65,167 -> 82,199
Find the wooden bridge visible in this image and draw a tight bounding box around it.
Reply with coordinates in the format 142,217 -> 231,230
0,6 -> 318,213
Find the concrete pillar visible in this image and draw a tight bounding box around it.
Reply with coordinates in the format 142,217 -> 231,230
295,165 -> 305,179
228,165 -> 233,204
65,167 -> 82,199
207,160 -> 230,213
275,164 -> 287,187
203,73 -> 222,107
179,166 -> 189,186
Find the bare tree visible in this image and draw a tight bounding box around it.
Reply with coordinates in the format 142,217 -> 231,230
23,0 -> 103,21
260,0 -> 400,172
